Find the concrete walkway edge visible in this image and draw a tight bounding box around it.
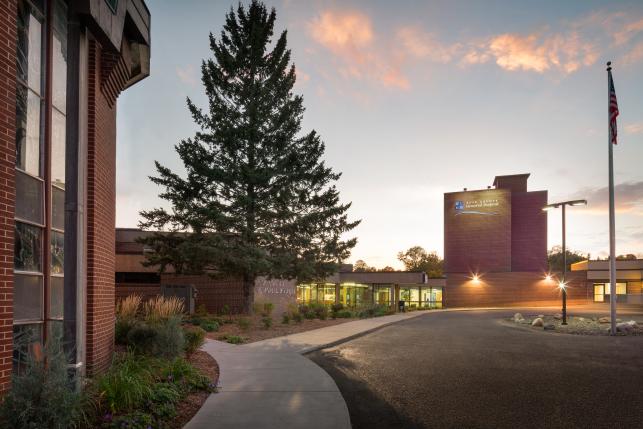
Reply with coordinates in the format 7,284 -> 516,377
184,310 -> 434,429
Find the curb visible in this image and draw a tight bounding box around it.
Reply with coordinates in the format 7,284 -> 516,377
299,311 -> 431,354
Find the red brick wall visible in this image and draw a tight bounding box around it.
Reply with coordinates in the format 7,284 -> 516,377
511,191 -> 547,272
160,275 -> 245,314
445,271 -> 590,308
0,0 -> 17,395
85,39 -> 118,375
444,189 -> 512,273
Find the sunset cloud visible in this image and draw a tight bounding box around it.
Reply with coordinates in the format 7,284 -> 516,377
625,122 -> 643,135
308,10 -> 411,90
396,26 -> 461,63
482,32 -> 598,73
573,182 -> 643,214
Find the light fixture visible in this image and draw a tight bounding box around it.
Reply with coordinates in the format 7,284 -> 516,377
545,274 -> 552,282
558,281 -> 567,290
472,274 -> 480,282
570,199 -> 588,206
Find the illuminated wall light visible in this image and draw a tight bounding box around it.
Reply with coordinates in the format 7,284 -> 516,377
545,274 -> 552,282
472,274 -> 480,282
558,282 -> 567,290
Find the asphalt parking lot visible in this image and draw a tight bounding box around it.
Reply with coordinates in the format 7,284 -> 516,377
309,308 -> 643,429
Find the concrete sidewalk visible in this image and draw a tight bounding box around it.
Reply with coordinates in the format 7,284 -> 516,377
183,310 -> 433,429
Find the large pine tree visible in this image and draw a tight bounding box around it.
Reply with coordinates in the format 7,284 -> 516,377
139,1 -> 359,311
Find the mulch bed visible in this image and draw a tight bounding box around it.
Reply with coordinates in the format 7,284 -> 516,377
207,315 -> 358,343
169,350 -> 219,429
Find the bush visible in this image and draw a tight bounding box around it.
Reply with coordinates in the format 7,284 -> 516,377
304,311 -> 316,320
95,353 -> 154,414
116,295 -> 142,320
314,305 -> 328,320
336,310 -> 353,318
330,303 -> 344,319
183,326 -> 206,355
200,320 -> 219,332
281,312 -> 291,324
0,332 -> 88,429
220,334 -> 245,344
143,296 -> 185,323
127,317 -> 185,359
115,318 -> 134,345
261,316 -> 273,329
292,312 -> 303,323
237,317 -> 251,331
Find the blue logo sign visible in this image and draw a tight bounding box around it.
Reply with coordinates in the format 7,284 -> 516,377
455,201 -> 464,210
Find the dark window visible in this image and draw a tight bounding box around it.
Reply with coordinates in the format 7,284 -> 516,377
115,272 -> 161,284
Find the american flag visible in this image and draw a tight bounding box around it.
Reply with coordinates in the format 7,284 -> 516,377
609,69 -> 619,145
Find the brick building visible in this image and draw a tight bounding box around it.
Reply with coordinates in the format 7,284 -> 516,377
1,0 -> 150,394
442,174 -> 589,307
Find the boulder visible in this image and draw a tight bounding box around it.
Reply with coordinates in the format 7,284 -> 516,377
577,317 -> 585,322
625,320 -> 639,329
554,313 -> 563,320
537,314 -> 545,319
544,324 -> 555,331
531,317 -> 544,327
598,317 -> 610,324
616,322 -> 634,334
513,313 -> 524,322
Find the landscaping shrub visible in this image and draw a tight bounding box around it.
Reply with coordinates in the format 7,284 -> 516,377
222,304 -> 233,323
298,305 -> 310,318
220,334 -> 246,344
293,312 -> 303,323
143,296 -> 185,323
95,353 -> 154,414
115,295 -> 142,345
183,326 -> 206,355
127,317 -> 185,359
261,316 -> 273,329
262,302 -> 274,316
336,310 -> 353,318
200,320 -> 219,332
304,310 -> 317,320
330,303 -> 344,318
95,354 -> 213,428
253,301 -> 273,317
0,332 -> 89,429
281,312 -> 291,324
313,304 -> 328,320
237,317 -> 251,331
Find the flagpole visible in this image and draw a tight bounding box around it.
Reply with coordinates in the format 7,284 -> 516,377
607,61 -> 617,335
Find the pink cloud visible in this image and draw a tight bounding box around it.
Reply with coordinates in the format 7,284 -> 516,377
308,10 -> 411,90
395,26 -> 461,63
612,17 -> 643,46
176,64 -> 197,86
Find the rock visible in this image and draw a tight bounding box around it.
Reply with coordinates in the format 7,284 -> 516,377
537,314 -> 545,319
616,319 -> 622,323
598,317 -> 610,324
544,324 -> 555,331
513,313 -> 524,322
577,317 -> 585,322
625,320 -> 639,329
532,317 -> 544,327
554,313 -> 563,320
616,322 -> 634,333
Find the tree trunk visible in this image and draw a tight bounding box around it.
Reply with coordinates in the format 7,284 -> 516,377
243,274 -> 255,314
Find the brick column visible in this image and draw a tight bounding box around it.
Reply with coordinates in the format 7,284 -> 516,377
0,0 -> 17,395
85,39 -> 118,375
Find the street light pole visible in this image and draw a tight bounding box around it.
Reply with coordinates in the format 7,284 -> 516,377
543,199 -> 587,326
561,204 -> 567,325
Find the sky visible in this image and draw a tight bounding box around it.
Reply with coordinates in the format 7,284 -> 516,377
116,0 -> 643,269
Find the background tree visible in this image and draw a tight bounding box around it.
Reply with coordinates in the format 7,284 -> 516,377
616,254 -> 638,260
397,246 -> 443,278
353,260 -> 376,272
138,1 -> 359,312
379,266 -> 395,272
547,246 -> 588,272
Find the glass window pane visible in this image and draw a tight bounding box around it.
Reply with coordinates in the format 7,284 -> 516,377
14,222 -> 42,272
16,86 -> 41,176
15,170 -> 43,224
51,108 -> 66,188
52,187 -> 65,230
51,231 -> 64,274
13,323 -> 42,369
14,274 -> 43,321
17,2 -> 43,92
52,0 -> 68,113
50,276 -> 64,319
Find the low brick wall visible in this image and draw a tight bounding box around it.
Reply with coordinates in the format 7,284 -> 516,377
444,271 -> 590,308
